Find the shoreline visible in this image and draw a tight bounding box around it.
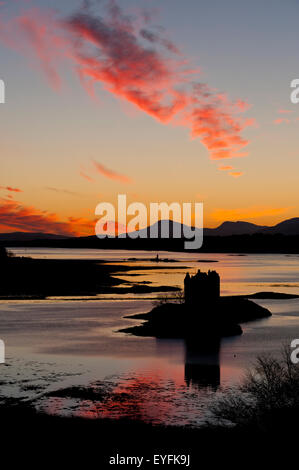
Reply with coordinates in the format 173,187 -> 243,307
0,290 -> 297,302
1,401 -> 297,466
0,256 -> 184,299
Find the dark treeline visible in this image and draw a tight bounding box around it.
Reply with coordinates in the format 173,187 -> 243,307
2,233 -> 299,253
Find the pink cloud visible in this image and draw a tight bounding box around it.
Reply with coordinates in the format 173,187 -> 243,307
0,197 -> 96,236
0,8 -> 67,90
278,109 -> 293,114
0,2 -> 253,162
92,160 -> 132,183
79,171 -> 94,182
218,165 -> 234,171
0,185 -> 23,193
274,118 -> 290,125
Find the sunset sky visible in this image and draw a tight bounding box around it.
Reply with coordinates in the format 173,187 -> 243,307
1,0 -> 299,235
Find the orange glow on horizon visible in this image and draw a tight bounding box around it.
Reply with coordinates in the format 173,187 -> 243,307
210,206 -> 292,223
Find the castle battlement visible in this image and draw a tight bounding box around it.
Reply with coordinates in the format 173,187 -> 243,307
184,269 -> 220,305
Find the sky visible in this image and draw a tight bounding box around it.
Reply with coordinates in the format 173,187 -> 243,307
1,0 -> 299,235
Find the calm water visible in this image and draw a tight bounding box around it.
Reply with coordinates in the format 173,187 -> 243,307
1,249 -> 299,426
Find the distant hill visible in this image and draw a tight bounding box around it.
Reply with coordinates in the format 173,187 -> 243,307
1,218 -> 299,241
134,218 -> 299,237
1,218 -> 299,254
134,219 -> 202,238
0,232 -> 68,241
262,218 -> 299,235
203,221 -> 267,236
204,218 -> 299,236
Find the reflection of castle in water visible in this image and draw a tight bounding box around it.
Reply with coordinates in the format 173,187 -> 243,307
184,270 -> 221,388
184,339 -> 220,389
154,337 -> 220,389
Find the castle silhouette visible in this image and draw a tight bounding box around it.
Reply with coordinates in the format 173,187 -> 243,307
184,269 -> 220,305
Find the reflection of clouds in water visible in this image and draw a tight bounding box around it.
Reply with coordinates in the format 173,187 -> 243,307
37,370 -> 214,427
1,349 -> 216,427
1,254 -> 299,427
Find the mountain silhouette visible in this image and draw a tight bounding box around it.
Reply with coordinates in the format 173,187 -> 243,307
134,219 -> 202,238
0,217 -> 299,246
204,218 -> 299,236
203,221 -> 267,236
261,217 -> 299,235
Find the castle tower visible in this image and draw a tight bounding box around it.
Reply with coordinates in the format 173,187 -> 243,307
184,269 -> 220,306
184,272 -> 191,304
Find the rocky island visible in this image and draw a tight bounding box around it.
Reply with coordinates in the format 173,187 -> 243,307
121,270 -> 271,339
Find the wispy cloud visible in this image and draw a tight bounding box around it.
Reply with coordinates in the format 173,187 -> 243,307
274,118 -> 290,125
218,165 -> 234,171
278,109 -> 293,114
0,197 -> 95,235
0,186 -> 23,193
229,171 -> 243,178
45,186 -> 80,196
92,160 -> 132,183
79,170 -> 94,182
0,2 -> 253,162
139,28 -> 180,54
